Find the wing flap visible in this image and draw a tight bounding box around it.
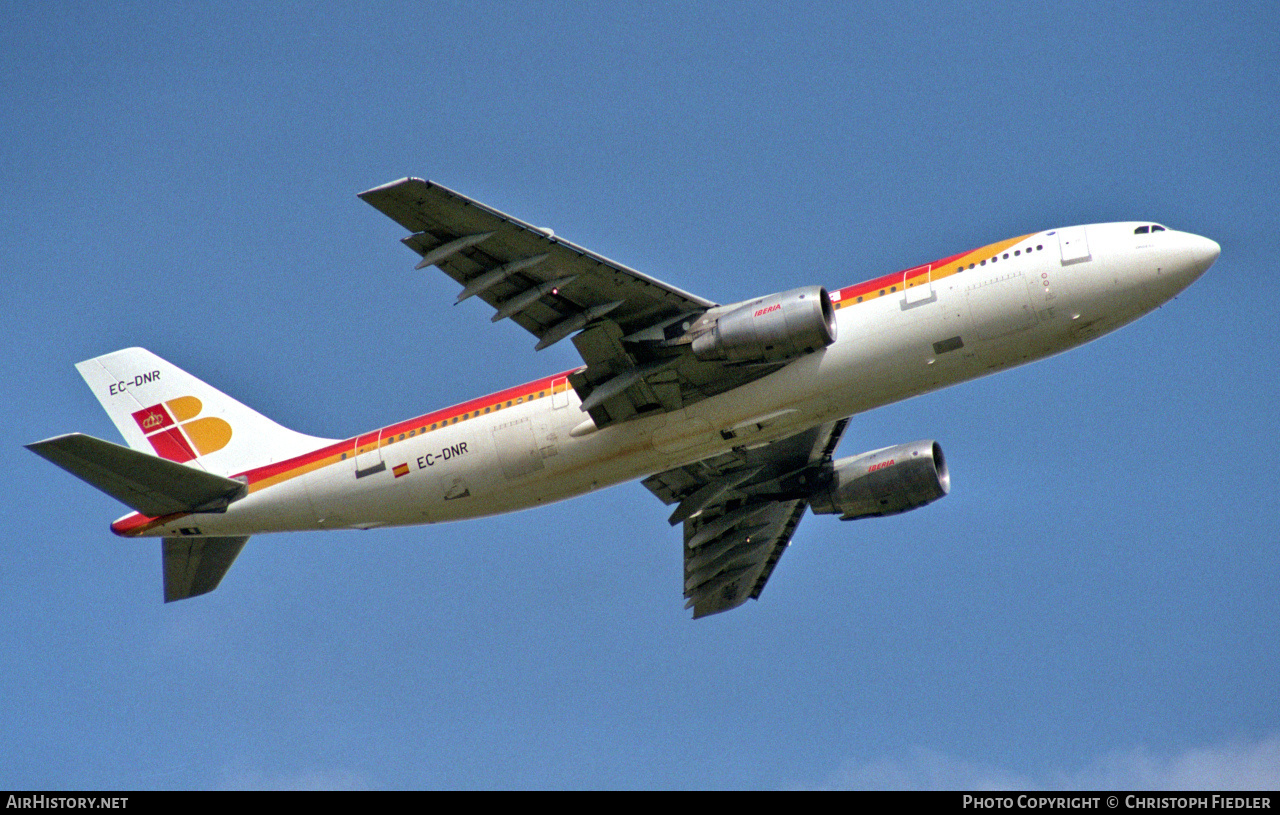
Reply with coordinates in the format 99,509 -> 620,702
26,433 -> 245,517
683,499 -> 808,617
642,419 -> 850,617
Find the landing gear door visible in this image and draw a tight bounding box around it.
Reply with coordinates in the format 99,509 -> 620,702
1058,226 -> 1092,265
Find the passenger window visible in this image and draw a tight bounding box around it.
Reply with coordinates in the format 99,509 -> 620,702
1135,226 -> 1150,234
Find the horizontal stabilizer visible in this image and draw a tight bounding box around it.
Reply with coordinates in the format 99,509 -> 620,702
25,433 -> 245,517
163,536 -> 249,602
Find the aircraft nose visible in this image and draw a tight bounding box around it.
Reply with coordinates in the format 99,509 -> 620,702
1189,234 -> 1221,275
1146,232 -> 1218,305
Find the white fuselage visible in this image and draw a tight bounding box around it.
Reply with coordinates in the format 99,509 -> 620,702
116,222 -> 1218,539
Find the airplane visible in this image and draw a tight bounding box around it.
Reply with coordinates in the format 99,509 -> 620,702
26,178 -> 1220,617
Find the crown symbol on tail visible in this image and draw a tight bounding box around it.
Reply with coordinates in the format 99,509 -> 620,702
131,396 -> 232,463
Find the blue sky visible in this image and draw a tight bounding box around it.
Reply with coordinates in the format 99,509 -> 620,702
3,1 -> 1278,790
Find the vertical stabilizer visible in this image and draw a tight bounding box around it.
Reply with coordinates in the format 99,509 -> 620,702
75,348 -> 333,477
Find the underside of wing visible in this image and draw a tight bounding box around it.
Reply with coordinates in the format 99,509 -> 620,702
680,498 -> 808,618
359,178 -> 798,429
25,433 -> 246,516
642,419 -> 849,617
359,178 -> 713,341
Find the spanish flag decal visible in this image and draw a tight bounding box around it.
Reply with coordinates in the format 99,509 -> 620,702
393,463 -> 410,478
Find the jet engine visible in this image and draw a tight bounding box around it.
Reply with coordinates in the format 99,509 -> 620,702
691,286 -> 836,364
810,440 -> 949,521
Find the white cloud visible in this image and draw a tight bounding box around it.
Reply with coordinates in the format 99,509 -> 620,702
819,735 -> 1280,791
1059,736 -> 1280,791
821,747 -> 1033,790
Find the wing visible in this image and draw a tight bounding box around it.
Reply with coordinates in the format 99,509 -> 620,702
642,419 -> 848,618
358,178 -> 787,429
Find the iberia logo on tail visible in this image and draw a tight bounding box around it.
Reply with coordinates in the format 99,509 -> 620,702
131,396 -> 232,463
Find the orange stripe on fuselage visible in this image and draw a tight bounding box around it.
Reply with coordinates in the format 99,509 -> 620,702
831,233 -> 1035,308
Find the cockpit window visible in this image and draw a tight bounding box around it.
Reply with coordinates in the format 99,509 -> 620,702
1152,225 -> 1166,232
1135,225 -> 1150,234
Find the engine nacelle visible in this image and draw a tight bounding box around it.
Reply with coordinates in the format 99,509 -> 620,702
691,285 -> 836,364
810,440 -> 949,521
